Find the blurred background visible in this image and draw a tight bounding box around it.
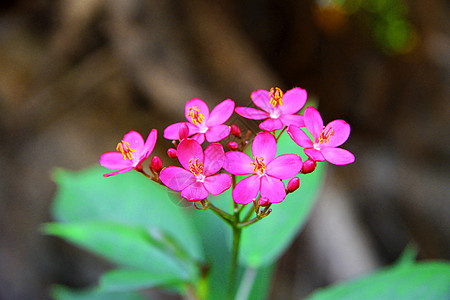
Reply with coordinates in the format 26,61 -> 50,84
0,0 -> 448,299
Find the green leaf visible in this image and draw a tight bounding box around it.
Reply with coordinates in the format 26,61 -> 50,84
99,269 -> 182,292
51,166 -> 203,263
51,284 -> 145,300
43,221 -> 193,280
239,131 -> 325,267
306,262 -> 450,300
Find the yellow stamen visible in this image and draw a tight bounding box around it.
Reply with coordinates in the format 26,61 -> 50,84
319,126 -> 334,144
116,140 -> 136,160
189,158 -> 204,176
187,106 -> 205,125
251,157 -> 266,173
269,87 -> 284,107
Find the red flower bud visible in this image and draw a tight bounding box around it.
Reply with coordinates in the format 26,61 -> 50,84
287,177 -> 300,193
302,159 -> 317,174
230,124 -> 241,138
167,148 -> 177,159
178,123 -> 189,141
227,141 -> 238,150
151,156 -> 162,172
258,197 -> 270,207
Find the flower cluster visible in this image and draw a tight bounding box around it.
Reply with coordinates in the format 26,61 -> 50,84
100,87 -> 354,216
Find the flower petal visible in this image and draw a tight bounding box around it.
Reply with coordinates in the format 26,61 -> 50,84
287,125 -> 313,148
203,143 -> 225,176
252,132 -> 277,164
235,107 -> 268,120
203,173 -> 232,195
181,182 -> 209,201
123,131 -> 144,153
259,118 -> 284,131
191,133 -> 205,144
321,147 -> 355,165
142,129 -> 157,160
279,87 -> 307,115
280,114 -> 305,127
160,166 -> 196,191
266,154 -> 302,179
304,107 -> 323,141
323,120 -> 351,148
177,139 -> 204,170
224,151 -> 254,175
260,175 -> 286,203
164,122 -> 186,140
103,167 -> 134,177
232,175 -> 260,204
205,124 -> 230,142
185,98 -> 210,125
207,99 -> 235,126
251,89 -> 272,112
304,148 -> 325,161
99,152 -> 133,169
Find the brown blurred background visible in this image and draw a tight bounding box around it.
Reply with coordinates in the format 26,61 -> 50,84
0,0 -> 448,299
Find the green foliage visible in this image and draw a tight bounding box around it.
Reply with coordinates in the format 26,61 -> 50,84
306,262 -> 450,300
50,285 -> 145,300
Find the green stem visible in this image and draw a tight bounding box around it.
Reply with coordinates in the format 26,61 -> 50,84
228,225 -> 242,299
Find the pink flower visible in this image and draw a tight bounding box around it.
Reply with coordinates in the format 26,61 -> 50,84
99,130 -> 157,177
224,132 -> 302,204
160,139 -> 231,201
287,107 -> 355,165
164,98 -> 235,144
235,87 -> 307,132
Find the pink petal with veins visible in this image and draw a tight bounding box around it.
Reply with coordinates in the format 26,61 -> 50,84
181,182 -> 209,201
160,166 -> 196,191
235,107 -> 268,120
185,98 -> 210,123
205,124 -> 230,142
266,154 -> 302,179
304,107 -> 323,141
252,132 -> 276,164
304,148 -> 325,161
177,139 -> 204,170
322,120 -> 351,148
207,99 -> 235,126
203,143 -> 225,176
204,173 -> 232,195
232,175 -> 260,204
279,87 -> 307,115
224,151 -> 254,175
259,118 -> 284,131
321,147 -> 355,165
287,125 -> 313,148
99,152 -> 132,170
260,175 -> 286,203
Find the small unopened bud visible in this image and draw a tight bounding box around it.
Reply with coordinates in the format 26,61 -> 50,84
258,197 -> 270,207
167,148 -> 177,159
178,123 -> 189,141
230,124 -> 241,138
227,141 -> 238,150
287,177 -> 300,193
302,159 -> 317,174
151,156 -> 162,172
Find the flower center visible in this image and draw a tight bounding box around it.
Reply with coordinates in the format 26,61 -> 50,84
319,126 -> 334,144
116,140 -> 135,160
189,158 -> 204,176
251,157 -> 266,174
187,106 -> 205,125
269,87 -> 284,107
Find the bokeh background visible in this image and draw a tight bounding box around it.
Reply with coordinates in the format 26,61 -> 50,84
0,0 -> 449,299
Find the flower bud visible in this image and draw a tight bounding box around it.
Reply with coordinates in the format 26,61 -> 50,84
227,141 -> 238,150
167,148 -> 177,159
230,124 -> 241,138
258,197 -> 270,207
302,159 -> 317,174
287,177 -> 300,193
178,123 -> 189,141
151,156 -> 162,172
